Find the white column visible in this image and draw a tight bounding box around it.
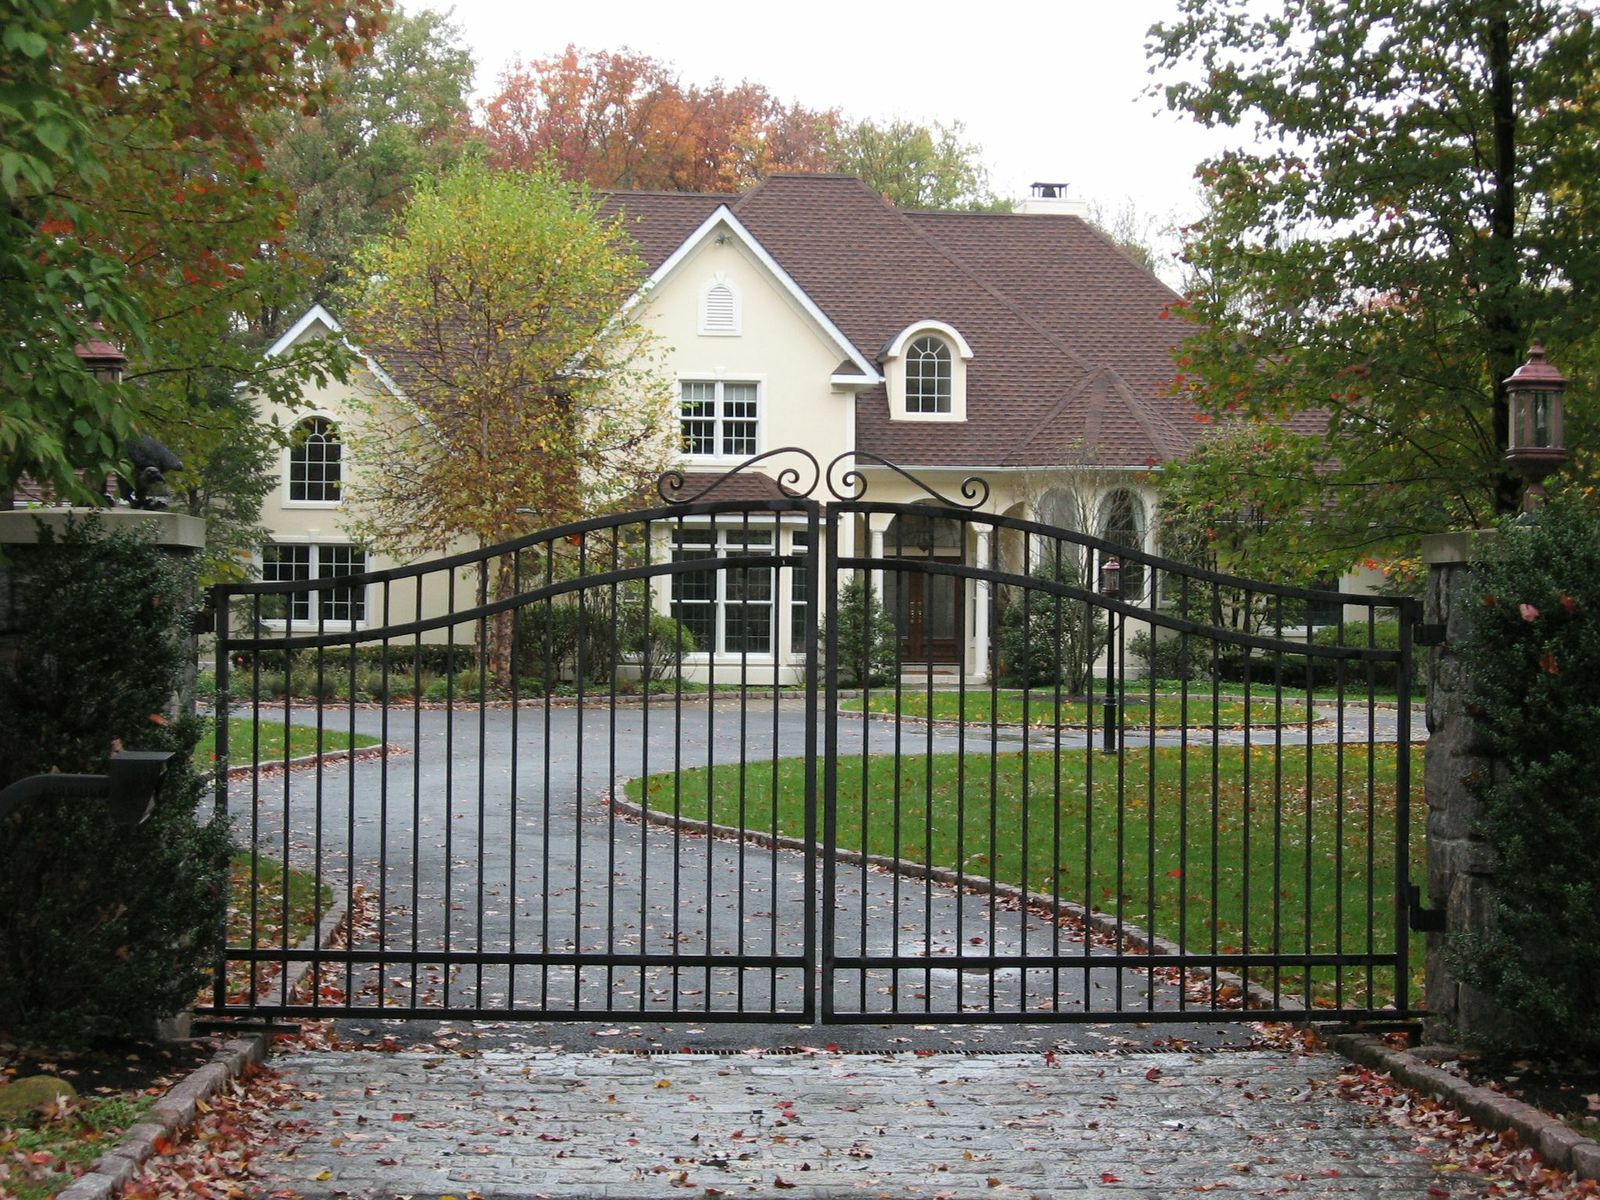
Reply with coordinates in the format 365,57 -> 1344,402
869,526 -> 885,602
973,527 -> 991,682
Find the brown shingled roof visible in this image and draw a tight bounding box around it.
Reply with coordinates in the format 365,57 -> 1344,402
599,175 -> 1198,469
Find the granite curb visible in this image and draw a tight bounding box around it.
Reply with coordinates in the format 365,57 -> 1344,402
51,889 -> 353,1197
1324,1031 -> 1600,1182
51,1034 -> 267,1200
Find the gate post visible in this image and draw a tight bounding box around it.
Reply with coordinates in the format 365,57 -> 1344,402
1420,529 -> 1510,1044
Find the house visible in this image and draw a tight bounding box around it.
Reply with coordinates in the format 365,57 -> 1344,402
255,175 -> 1199,683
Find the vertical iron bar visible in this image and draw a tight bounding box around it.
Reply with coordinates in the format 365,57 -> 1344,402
802,503 -> 819,1023
211,588 -> 232,1011
1395,602 -> 1415,1013
821,505 -> 840,1022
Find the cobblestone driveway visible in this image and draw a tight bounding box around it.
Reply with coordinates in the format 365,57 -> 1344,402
260,1043 -> 1480,1199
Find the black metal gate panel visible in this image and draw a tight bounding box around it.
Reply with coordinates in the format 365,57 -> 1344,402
200,450 -> 1419,1025
203,491 -> 820,1021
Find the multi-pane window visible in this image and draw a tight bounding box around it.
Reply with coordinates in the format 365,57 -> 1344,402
261,543 -> 368,624
905,336 -> 952,413
670,526 -> 774,655
288,416 -> 342,502
789,529 -> 809,654
680,381 -> 759,457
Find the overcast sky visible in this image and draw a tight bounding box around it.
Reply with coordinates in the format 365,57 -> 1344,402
417,0 -> 1239,257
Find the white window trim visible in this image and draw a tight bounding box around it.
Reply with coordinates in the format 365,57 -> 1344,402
883,321 -> 972,424
678,375 -> 765,462
257,540 -> 369,631
282,413 -> 345,510
697,272 -> 741,336
670,524 -> 779,662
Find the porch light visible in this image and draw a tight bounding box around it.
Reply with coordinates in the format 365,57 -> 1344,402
1100,556 -> 1121,599
1504,340 -> 1567,512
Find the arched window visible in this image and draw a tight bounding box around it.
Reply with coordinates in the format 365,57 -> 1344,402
1099,490 -> 1147,602
905,336 -> 952,413
288,416 -> 341,503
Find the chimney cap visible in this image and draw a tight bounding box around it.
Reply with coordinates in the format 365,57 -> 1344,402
1030,182 -> 1071,199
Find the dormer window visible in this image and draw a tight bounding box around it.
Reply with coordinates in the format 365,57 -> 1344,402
883,320 -> 973,422
906,336 -> 952,413
699,273 -> 740,335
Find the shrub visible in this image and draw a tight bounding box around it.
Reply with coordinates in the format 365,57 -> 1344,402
633,612 -> 696,683
1450,496 -> 1600,1054
0,520 -> 230,1046
995,561 -> 1103,691
827,575 -> 897,687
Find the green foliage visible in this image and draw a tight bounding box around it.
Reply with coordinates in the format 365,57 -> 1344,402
263,6 -> 476,316
827,574 -> 897,688
0,0 -> 139,503
996,560 -> 1103,691
0,521 -> 230,1046
828,118 -> 1005,212
514,594 -> 695,688
1150,0 -> 1600,563
1452,496 -> 1600,1053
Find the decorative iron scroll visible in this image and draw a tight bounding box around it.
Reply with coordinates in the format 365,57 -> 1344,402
823,450 -> 990,509
656,447 -> 992,510
657,448 -> 821,505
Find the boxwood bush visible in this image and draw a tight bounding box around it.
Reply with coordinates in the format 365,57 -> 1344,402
0,521 -> 230,1046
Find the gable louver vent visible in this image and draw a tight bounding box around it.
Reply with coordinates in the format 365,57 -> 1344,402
702,280 -> 738,334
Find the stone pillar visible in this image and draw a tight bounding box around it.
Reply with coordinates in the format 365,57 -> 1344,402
1421,529 -> 1509,1044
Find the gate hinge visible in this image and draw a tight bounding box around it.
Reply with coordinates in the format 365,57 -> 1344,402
1413,623 -> 1446,648
1406,883 -> 1446,933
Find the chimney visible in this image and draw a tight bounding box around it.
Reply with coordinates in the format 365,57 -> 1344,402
1014,181 -> 1090,217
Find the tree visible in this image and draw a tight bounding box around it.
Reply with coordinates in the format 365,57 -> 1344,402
482,46 -> 837,192
3,0 -> 382,545
339,160 -> 677,680
1149,0 -> 1600,566
1,0 -> 142,503
263,6 -> 477,321
829,118 -> 1004,212
480,46 -> 1004,212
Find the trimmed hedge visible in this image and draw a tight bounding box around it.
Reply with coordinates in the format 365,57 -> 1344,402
0,521 -> 230,1046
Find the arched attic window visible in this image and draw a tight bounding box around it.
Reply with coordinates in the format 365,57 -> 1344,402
288,416 -> 342,503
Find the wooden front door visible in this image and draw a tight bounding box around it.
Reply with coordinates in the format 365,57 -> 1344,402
896,559 -> 962,664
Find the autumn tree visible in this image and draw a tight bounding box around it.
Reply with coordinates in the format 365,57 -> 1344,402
2,0 -> 383,564
482,46 -> 835,192
480,45 -> 1002,211
1149,0 -> 1600,567
2,0 -> 143,503
339,160 -> 676,680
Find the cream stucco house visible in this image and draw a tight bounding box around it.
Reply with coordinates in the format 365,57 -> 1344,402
255,175 -> 1202,683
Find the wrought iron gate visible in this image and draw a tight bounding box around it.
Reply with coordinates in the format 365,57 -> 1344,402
201,451 -> 1420,1025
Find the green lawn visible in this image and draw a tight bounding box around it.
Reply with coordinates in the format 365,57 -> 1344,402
841,686 -> 1309,728
629,743 -> 1423,1006
0,1094 -> 154,1200
196,716 -> 380,766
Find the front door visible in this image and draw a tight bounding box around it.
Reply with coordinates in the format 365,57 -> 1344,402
897,558 -> 962,663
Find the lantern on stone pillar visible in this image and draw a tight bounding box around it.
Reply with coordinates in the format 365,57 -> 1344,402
1504,340 -> 1567,512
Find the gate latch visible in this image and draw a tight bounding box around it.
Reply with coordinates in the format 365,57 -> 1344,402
1406,883 -> 1446,933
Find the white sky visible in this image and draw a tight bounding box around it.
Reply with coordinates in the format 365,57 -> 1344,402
420,0 -> 1242,251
